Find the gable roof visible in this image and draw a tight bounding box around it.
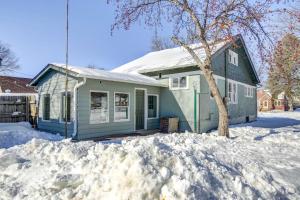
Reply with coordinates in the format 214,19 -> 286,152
29,63 -> 167,87
0,76 -> 36,94
112,35 -> 260,84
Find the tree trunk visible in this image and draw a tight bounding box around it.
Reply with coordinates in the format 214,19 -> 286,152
288,96 -> 294,111
204,70 -> 229,137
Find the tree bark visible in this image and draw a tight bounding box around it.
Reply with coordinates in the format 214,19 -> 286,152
204,70 -> 229,137
288,96 -> 294,111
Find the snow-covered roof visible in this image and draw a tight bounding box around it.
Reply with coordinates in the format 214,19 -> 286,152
30,63 -> 167,87
112,41 -> 227,74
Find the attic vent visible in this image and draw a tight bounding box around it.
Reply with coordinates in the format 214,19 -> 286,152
5,89 -> 11,93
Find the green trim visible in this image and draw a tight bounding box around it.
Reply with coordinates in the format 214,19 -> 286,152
194,89 -> 197,132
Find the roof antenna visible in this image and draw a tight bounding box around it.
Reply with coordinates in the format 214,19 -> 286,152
64,0 -> 69,139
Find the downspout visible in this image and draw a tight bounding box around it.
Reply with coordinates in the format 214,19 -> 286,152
72,77 -> 86,139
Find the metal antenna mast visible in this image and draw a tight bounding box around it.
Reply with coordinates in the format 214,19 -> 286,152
64,0 -> 69,138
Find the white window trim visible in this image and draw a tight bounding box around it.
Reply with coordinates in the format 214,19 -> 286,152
245,86 -> 254,98
147,94 -> 159,119
41,93 -> 51,122
229,49 -> 238,66
228,81 -> 238,104
89,90 -> 110,124
169,76 -> 189,90
114,92 -> 130,122
59,91 -> 73,124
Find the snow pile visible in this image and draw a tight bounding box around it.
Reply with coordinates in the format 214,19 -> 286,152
0,112 -> 300,199
0,122 -> 62,148
112,42 -> 227,74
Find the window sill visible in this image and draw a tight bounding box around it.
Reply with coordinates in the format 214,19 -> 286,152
89,121 -> 109,124
170,87 -> 189,91
114,119 -> 130,122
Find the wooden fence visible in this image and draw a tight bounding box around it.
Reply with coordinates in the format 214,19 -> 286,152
0,95 -> 37,124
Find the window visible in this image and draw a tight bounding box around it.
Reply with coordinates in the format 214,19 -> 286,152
263,101 -> 268,108
229,50 -> 238,66
148,95 -> 158,118
61,92 -> 71,122
43,94 -> 50,120
245,86 -> 254,97
170,76 -> 188,89
274,101 -> 277,106
90,91 -> 109,124
114,93 -> 129,121
228,81 -> 238,104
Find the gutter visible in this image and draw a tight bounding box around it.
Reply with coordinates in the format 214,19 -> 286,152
72,77 -> 86,139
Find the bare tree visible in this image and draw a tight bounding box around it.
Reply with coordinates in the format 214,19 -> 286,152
108,0 -> 288,137
0,41 -> 19,74
151,35 -> 176,51
267,33 -> 300,111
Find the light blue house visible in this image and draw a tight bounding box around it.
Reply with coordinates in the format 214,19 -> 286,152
29,35 -> 259,140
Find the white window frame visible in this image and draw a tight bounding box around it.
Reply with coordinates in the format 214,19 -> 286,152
42,93 -> 51,122
229,49 -> 238,66
169,76 -> 189,90
60,91 -> 72,124
114,92 -> 130,122
147,94 -> 159,119
245,86 -> 254,98
89,90 -> 110,124
228,81 -> 238,104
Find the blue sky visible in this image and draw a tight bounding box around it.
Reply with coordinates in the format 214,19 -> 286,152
1,0 -> 164,78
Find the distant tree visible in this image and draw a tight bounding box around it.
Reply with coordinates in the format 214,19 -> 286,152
267,33 -> 300,111
108,0 -> 288,137
151,36 -> 176,51
0,41 -> 19,74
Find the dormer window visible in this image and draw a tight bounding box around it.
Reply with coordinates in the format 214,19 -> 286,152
229,50 -> 238,66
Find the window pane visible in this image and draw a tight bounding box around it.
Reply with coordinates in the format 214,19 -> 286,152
172,78 -> 179,88
179,77 -> 187,88
228,83 -> 232,92
90,92 -> 108,123
148,95 -> 157,118
43,94 -> 50,120
115,93 -> 129,106
115,107 -> 129,121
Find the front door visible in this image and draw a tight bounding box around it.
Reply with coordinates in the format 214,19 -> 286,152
135,90 -> 145,130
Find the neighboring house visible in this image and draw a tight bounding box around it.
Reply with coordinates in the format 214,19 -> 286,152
257,89 -> 288,111
29,35 -> 259,140
0,76 -> 37,123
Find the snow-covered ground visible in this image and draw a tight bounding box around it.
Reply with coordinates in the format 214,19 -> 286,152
0,112 -> 300,199
0,122 -> 62,149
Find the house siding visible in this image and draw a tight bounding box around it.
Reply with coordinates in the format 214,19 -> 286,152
143,41 -> 257,86
36,69 -> 78,137
76,79 -> 160,140
154,43 -> 257,133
